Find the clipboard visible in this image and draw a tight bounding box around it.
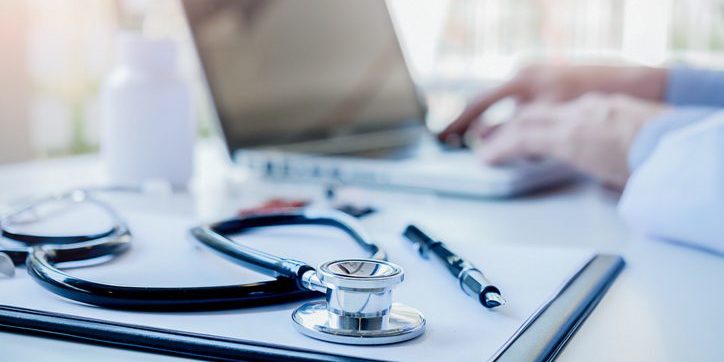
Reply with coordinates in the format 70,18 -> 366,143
0,254 -> 624,361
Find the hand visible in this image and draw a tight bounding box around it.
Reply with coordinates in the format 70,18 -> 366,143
438,65 -> 667,141
476,94 -> 669,188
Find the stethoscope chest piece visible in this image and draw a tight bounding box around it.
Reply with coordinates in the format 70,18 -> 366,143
292,259 -> 426,345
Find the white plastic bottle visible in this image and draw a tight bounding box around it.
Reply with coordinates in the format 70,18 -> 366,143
101,32 -> 194,190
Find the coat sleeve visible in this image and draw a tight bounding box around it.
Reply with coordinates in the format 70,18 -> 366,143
619,111 -> 724,255
628,66 -> 724,170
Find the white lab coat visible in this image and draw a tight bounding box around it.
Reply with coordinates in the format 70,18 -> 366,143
619,111 -> 724,255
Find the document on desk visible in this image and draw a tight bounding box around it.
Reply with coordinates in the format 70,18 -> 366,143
0,206 -> 619,361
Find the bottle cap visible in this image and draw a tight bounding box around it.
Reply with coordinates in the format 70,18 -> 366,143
116,31 -> 177,72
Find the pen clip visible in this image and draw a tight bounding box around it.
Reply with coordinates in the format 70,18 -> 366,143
415,242 -> 430,259
403,225 -> 434,259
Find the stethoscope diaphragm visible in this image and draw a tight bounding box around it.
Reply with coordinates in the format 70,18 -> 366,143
292,259 -> 426,345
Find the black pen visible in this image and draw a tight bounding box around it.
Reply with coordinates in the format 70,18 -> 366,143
403,225 -> 506,308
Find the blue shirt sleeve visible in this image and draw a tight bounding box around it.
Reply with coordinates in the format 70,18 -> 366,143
628,107 -> 717,170
628,65 -> 724,170
666,66 -> 724,107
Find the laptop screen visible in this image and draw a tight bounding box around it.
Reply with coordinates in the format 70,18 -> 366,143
183,0 -> 426,152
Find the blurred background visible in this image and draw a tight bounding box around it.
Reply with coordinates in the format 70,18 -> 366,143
1,0 -> 723,163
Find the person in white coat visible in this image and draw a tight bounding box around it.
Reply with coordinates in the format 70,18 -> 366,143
439,65 -> 724,255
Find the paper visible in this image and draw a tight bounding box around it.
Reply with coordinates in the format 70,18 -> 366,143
0,203 -> 592,361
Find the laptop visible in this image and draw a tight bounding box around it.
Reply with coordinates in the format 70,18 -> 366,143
182,0 -> 574,198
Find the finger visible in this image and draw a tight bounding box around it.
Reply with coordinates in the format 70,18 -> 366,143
467,101 -> 554,149
438,81 -> 521,141
463,123 -> 501,149
509,101 -> 562,126
474,123 -> 501,139
477,127 -> 557,164
476,114 -> 559,164
469,122 -> 501,140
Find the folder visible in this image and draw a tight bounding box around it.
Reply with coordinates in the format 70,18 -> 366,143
0,209 -> 624,361
0,254 -> 623,361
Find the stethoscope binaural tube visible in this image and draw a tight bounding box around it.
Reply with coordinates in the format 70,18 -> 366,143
0,190 -> 122,246
0,190 -> 133,270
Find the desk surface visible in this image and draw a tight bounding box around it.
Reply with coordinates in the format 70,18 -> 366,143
1,143 -> 722,362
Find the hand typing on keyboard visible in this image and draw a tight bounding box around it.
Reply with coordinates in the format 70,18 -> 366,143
439,65 -> 669,189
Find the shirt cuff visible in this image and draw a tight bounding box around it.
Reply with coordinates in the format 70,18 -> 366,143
666,66 -> 724,107
628,107 -> 716,170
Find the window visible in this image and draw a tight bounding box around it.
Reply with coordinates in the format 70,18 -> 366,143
5,0 -> 724,161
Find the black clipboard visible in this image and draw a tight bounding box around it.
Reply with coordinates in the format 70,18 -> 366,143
491,254 -> 625,361
0,254 -> 624,362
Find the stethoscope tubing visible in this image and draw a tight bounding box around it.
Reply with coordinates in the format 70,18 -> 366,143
190,209 -> 386,285
25,246 -> 320,311
14,212 -> 323,311
0,190 -> 125,246
2,192 -> 386,311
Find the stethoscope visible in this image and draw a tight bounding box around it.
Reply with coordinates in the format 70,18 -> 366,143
0,189 -> 425,345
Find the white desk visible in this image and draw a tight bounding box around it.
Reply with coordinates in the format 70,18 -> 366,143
1,144 -> 722,361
